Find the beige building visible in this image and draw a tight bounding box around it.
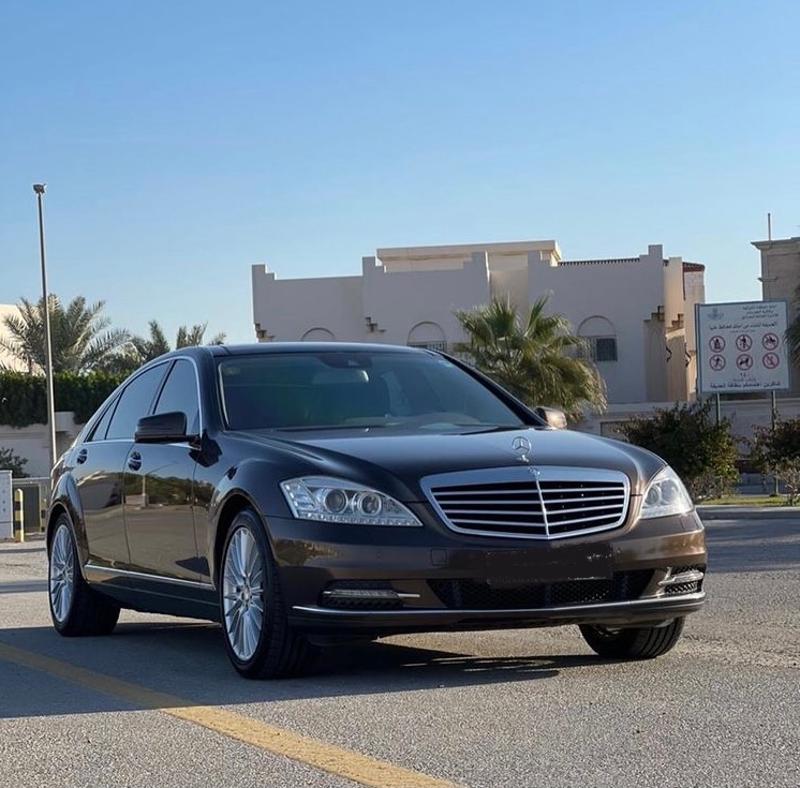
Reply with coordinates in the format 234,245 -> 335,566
752,236 -> 800,395
252,240 -> 705,405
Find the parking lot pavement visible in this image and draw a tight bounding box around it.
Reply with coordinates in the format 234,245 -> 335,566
1,517 -> 798,788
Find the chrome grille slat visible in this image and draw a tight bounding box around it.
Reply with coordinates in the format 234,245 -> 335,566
536,494 -> 624,505
445,508 -> 545,516
423,466 -> 630,541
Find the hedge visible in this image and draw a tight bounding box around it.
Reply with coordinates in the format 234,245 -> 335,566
0,371 -> 126,427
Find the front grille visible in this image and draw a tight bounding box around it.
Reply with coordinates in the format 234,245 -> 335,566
429,570 -> 653,610
423,466 -> 630,540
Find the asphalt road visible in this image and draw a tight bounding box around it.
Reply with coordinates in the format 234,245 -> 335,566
1,517 -> 798,788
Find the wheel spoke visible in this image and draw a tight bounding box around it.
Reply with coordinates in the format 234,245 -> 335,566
222,524 -> 267,661
49,525 -> 75,624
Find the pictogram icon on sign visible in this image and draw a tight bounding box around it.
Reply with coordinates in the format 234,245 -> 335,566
735,334 -> 752,352
762,352 -> 780,370
709,355 -> 726,371
736,354 -> 753,371
709,336 -> 726,353
762,333 -> 779,351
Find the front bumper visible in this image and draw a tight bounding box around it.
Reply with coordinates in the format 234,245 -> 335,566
290,592 -> 706,632
266,505 -> 707,635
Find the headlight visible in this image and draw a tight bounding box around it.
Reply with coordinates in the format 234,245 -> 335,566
280,476 -> 422,526
640,466 -> 693,519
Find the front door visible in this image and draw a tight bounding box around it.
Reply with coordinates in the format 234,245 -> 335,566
123,359 -> 202,580
80,362 -> 169,567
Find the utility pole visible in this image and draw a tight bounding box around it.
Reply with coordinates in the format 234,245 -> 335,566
33,184 -> 57,470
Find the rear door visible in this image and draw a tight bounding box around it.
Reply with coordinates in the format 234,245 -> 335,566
75,363 -> 168,568
123,358 -> 203,580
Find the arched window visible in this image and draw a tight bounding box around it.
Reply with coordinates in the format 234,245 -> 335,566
407,321 -> 447,352
578,316 -> 618,362
301,327 -> 336,342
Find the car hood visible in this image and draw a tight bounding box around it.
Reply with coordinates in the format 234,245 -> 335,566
234,427 -> 664,500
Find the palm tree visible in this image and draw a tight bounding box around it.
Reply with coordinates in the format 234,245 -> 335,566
455,296 -> 606,417
787,285 -> 800,366
0,295 -> 130,373
131,320 -> 226,362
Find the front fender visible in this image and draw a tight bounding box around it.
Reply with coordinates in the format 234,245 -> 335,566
201,457 -> 294,583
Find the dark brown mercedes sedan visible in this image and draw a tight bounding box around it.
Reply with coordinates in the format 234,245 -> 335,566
47,343 -> 706,678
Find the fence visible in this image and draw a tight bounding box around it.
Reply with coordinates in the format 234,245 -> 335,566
11,477 -> 50,535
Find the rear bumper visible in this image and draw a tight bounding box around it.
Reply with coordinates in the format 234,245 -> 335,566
290,591 -> 706,632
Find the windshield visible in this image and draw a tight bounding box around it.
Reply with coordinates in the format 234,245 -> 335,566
218,351 -> 526,433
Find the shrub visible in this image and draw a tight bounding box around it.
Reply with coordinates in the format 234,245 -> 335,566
618,402 -> 739,500
751,419 -> 800,505
0,370 -> 125,427
0,447 -> 28,478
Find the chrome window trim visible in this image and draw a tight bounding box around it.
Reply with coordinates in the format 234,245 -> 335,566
84,563 -> 213,589
421,465 -> 631,541
84,355 -> 204,445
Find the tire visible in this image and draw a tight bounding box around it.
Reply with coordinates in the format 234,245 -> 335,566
579,617 -> 685,660
219,508 -> 318,679
48,515 -> 120,637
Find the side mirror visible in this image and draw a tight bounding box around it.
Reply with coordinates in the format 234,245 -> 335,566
534,406 -> 567,430
135,411 -> 189,443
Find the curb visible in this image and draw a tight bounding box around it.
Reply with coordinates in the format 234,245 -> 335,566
697,506 -> 800,521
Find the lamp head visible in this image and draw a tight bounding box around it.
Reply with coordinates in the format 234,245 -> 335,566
33,184 -> 46,195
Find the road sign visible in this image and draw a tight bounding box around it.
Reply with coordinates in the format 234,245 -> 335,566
696,300 -> 790,394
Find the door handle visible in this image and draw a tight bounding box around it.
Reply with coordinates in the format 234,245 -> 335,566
127,451 -> 142,472
76,448 -> 88,465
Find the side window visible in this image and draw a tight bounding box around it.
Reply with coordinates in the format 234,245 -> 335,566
106,364 -> 167,440
154,360 -> 201,434
87,399 -> 117,442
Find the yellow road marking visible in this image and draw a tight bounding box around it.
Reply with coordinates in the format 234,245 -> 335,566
0,642 -> 460,788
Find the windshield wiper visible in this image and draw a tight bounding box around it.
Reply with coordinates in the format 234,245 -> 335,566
272,424 -> 391,432
455,424 -> 526,434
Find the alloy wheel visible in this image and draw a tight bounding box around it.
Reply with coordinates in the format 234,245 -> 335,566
222,526 -> 265,661
49,524 -> 75,624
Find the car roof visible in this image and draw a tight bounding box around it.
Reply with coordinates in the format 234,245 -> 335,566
206,342 -> 427,356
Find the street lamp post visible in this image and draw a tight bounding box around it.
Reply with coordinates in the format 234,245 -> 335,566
33,184 -> 57,470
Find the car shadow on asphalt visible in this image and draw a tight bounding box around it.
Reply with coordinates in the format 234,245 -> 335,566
0,620 -> 627,719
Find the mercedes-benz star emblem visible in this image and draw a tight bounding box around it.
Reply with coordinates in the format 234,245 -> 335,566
511,435 -> 532,463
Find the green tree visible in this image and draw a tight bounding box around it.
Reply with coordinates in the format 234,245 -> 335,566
619,402 -> 739,500
103,320 -> 226,374
751,418 -> 800,505
787,284 -> 800,366
0,446 -> 28,478
455,296 -> 606,417
0,296 -> 130,374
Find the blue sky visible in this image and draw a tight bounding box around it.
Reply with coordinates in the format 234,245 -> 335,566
1,1 -> 798,343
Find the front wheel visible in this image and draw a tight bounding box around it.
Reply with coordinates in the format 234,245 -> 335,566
219,509 -> 318,679
49,516 -> 120,636
579,617 -> 685,660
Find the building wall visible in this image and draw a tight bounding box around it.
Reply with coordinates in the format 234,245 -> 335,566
251,265 -> 364,342
361,253 -> 491,347
0,412 -> 80,478
753,237 -> 800,395
529,245 -> 674,403
251,240 -> 705,405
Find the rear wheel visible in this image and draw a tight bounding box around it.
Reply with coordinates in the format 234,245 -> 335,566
49,516 -> 120,636
579,617 -> 685,660
219,509 -> 318,679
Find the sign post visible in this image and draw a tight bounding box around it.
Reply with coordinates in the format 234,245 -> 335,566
696,300 -> 790,395
696,300 -> 790,494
